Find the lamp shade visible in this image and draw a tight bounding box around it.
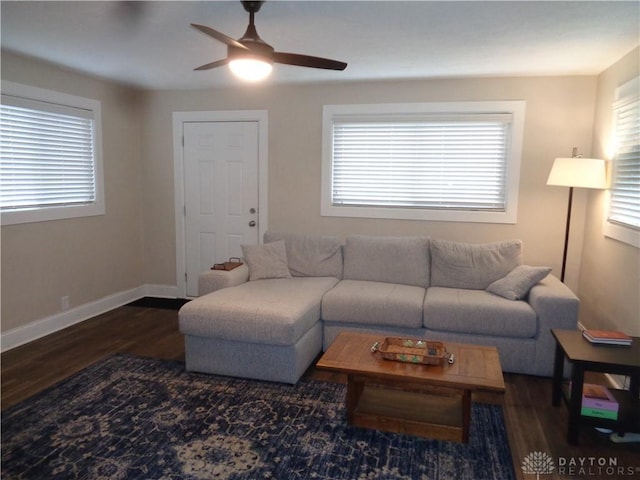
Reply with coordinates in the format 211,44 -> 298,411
546,157 -> 607,189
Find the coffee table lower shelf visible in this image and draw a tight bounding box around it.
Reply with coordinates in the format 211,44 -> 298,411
347,376 -> 471,443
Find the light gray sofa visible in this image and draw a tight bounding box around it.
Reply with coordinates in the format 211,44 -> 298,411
179,233 -> 579,384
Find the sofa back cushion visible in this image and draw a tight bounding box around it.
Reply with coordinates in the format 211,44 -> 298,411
264,231 -> 343,278
343,235 -> 430,287
430,239 -> 522,289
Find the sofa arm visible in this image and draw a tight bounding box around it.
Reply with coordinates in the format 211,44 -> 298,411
198,264 -> 249,296
528,274 -> 580,376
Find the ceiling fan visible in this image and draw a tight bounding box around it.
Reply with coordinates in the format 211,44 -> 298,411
191,0 -> 347,81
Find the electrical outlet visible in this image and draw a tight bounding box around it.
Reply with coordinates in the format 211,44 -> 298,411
61,296 -> 70,311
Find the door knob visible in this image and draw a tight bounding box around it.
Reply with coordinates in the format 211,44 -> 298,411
249,220 -> 256,227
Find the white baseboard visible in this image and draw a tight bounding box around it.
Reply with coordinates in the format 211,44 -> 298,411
142,284 -> 180,298
605,373 -> 626,390
1,284 -> 179,352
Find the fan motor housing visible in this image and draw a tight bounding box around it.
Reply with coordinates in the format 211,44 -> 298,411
242,1 -> 264,13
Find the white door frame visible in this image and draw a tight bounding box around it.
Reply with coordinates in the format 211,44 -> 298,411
173,110 -> 268,298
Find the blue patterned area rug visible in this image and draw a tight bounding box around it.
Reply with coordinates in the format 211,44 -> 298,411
2,354 -> 515,480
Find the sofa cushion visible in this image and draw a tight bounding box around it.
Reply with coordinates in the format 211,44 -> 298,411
343,235 -> 430,287
241,241 -> 292,281
423,287 -> 537,338
430,239 -> 522,290
264,231 -> 343,278
321,279 -> 426,329
486,265 -> 552,300
179,277 -> 339,346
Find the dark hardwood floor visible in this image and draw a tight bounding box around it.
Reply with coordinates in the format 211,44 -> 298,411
2,302 -> 639,480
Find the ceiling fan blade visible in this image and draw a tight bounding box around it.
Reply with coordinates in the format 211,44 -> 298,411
273,52 -> 347,71
194,59 -> 229,71
191,23 -> 249,50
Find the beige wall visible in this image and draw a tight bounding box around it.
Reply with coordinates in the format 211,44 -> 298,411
4,50 -> 624,339
142,76 -> 598,291
1,52 -> 144,331
580,47 -> 640,335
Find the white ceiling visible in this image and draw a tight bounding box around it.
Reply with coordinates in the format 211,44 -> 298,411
1,1 -> 638,90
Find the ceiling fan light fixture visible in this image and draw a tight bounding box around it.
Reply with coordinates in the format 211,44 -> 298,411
191,1 -> 347,79
229,57 -> 273,82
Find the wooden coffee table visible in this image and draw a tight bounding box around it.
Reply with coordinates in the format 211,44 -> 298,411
317,331 -> 505,443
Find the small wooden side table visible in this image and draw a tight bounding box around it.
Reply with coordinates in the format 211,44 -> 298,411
551,329 -> 640,445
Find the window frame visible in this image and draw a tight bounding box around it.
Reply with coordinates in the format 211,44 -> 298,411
321,101 -> 525,224
0,81 -> 104,226
603,76 -> 640,248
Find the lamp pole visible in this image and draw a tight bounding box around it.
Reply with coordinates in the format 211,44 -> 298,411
560,186 -> 574,283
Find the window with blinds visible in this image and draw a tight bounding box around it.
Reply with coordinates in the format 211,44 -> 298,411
322,102 -> 526,223
608,82 -> 639,232
0,82 -> 103,225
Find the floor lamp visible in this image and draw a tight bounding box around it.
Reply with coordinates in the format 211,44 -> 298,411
546,148 -> 607,282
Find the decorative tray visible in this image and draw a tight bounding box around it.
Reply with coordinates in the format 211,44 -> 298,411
212,257 -> 243,271
371,337 -> 454,365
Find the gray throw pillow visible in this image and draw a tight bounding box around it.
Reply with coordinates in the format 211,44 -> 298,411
486,265 -> 552,300
241,241 -> 292,281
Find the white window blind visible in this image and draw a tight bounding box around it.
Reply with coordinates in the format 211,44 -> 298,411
608,91 -> 640,230
0,95 -> 97,212
331,115 -> 510,211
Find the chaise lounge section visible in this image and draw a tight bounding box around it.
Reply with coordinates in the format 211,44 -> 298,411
179,232 -> 579,383
179,235 -> 343,384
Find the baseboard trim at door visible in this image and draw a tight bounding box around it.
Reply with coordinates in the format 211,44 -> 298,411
1,284 -> 178,352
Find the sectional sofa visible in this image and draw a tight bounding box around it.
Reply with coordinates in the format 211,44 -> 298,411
179,233 -> 579,384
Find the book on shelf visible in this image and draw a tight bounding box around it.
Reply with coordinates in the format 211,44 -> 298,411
579,383 -> 619,421
581,383 -> 619,412
581,407 -> 618,421
582,329 -> 632,345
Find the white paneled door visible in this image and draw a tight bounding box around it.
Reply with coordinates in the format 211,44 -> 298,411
183,121 -> 259,297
